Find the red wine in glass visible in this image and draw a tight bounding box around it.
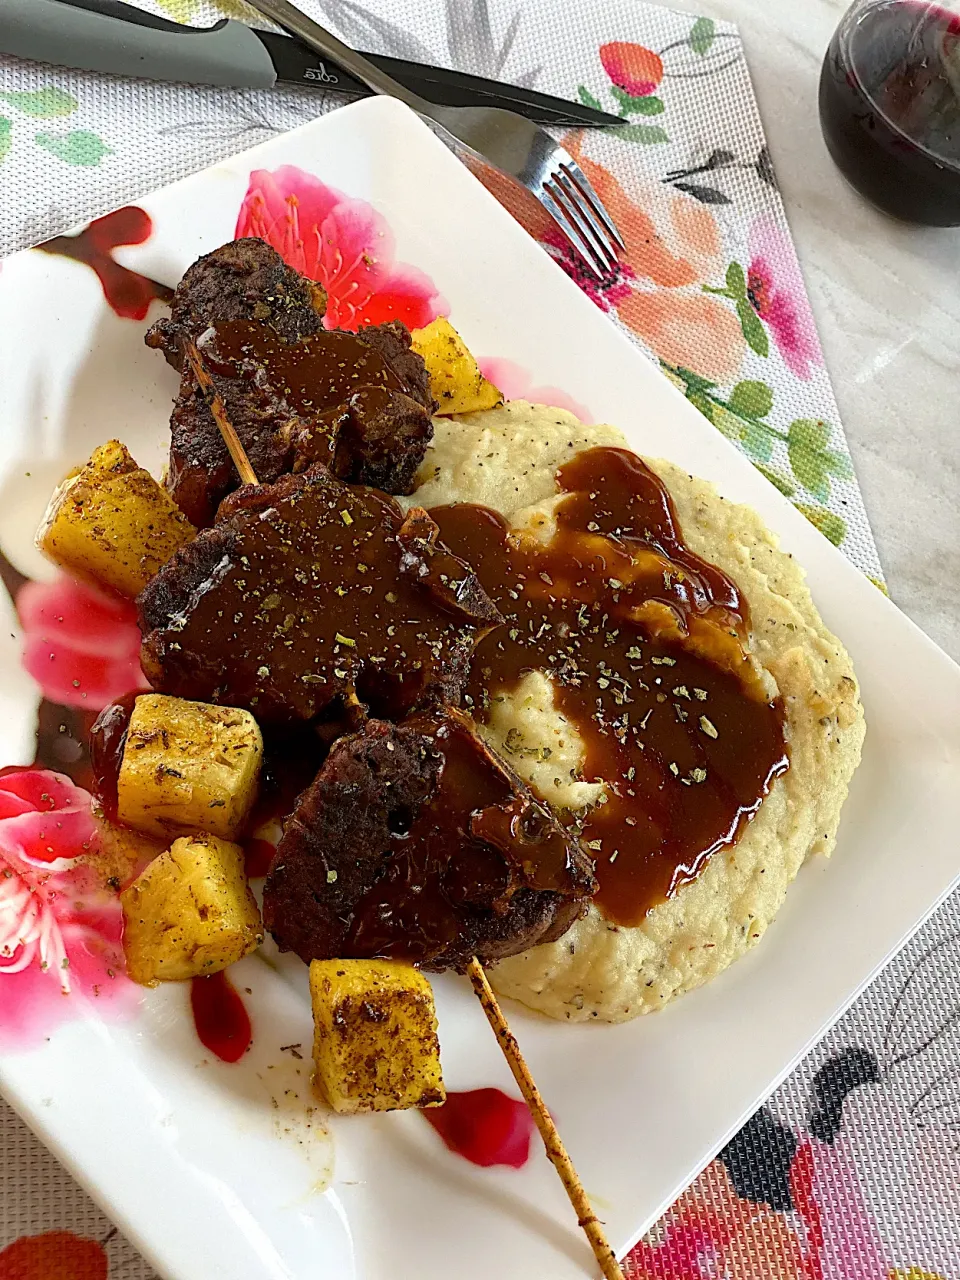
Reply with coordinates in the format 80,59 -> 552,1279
819,0 -> 960,224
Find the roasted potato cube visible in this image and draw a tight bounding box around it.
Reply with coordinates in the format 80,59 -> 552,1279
91,811 -> 166,890
411,317 -> 503,416
37,440 -> 195,597
117,694 -> 262,840
309,959 -> 445,1115
120,834 -> 262,985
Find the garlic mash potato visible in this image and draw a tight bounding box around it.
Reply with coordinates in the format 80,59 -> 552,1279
406,402 -> 864,1022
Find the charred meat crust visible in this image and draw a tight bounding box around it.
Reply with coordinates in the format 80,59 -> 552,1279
145,237 -> 327,367
262,711 -> 596,973
165,362 -> 299,529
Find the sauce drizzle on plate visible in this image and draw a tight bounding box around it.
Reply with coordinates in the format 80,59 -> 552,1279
190,970 -> 252,1064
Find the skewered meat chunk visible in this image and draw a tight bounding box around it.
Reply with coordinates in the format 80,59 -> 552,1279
144,237 -> 327,368
159,315 -> 436,527
163,351 -> 298,530
145,239 -> 436,524
262,708 -> 597,973
290,385 -> 433,495
137,466 -> 501,725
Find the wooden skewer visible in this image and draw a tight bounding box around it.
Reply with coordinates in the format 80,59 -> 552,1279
186,334 -> 623,1279
182,339 -> 258,487
466,958 -> 623,1280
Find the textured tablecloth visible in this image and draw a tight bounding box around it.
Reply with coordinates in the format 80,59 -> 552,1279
1,2 -> 958,1278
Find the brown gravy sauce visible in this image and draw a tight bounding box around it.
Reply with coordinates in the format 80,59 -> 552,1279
431,447 -> 788,926
140,466 -> 496,724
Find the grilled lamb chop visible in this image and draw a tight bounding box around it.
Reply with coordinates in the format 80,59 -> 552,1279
137,465 -> 500,724
262,708 -> 597,972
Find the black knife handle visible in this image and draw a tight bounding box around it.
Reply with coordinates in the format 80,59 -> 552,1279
0,0 -> 279,89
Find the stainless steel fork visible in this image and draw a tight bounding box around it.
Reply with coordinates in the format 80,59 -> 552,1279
243,0 -> 625,279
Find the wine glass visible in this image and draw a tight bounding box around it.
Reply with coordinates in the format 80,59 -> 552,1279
819,0 -> 960,224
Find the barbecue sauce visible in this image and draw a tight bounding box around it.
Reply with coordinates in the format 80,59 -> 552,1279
200,319 -> 407,468
431,447 -> 788,926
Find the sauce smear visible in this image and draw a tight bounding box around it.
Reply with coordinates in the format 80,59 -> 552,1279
190,970 -> 252,1063
88,691 -> 140,823
432,447 -> 789,925
38,208 -> 172,321
243,837 -> 276,879
422,1088 -> 534,1168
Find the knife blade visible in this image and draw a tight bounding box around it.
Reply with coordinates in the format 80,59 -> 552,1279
0,0 -> 622,128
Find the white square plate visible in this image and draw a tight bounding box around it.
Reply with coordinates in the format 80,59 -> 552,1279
1,97 -> 959,1280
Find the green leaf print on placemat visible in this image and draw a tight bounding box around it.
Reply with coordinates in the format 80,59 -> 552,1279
0,84 -> 110,168
0,88 -> 78,117
689,17 -> 716,54
662,363 -> 851,549
35,131 -> 113,166
787,419 -> 853,503
578,15 -> 739,150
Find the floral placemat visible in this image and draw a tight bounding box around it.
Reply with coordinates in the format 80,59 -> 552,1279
3,2 -> 959,1279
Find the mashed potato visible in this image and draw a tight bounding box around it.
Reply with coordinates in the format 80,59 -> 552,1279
405,402 -> 865,1022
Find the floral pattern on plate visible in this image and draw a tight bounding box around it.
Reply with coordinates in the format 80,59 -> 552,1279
235,166 -> 448,331
0,769 -> 131,1045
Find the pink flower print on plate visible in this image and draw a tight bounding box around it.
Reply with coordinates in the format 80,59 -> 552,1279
17,573 -> 148,713
478,358 -> 593,424
0,769 -> 133,1046
236,165 -> 448,332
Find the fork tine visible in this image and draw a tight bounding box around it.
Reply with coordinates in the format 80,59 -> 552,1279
560,159 -> 626,252
538,186 -> 604,280
552,171 -> 618,273
546,177 -> 615,275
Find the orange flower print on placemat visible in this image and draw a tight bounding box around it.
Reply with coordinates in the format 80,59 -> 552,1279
0,1231 -> 107,1280
568,134 -> 747,383
578,20 -> 738,146
600,41 -> 665,99
560,133 -> 746,383
473,137 -> 745,385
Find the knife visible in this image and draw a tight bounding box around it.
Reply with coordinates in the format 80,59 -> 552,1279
0,0 -> 622,128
